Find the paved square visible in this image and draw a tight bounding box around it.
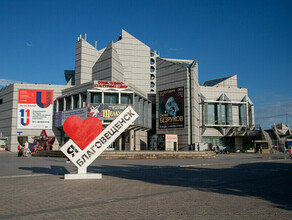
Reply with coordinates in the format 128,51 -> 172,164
0,152 -> 291,219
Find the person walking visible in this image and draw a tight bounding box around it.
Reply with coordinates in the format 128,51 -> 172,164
197,144 -> 200,151
24,141 -> 29,157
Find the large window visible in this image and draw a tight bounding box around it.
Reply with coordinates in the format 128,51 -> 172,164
65,97 -> 71,110
239,104 -> 246,125
73,95 -> 79,109
207,104 -> 215,124
104,93 -> 118,104
58,99 -> 64,112
81,93 -> 87,108
90,92 -> 101,103
221,104 -> 229,125
121,93 -> 133,104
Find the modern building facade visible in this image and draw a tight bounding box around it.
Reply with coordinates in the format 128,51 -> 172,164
0,29 -> 256,152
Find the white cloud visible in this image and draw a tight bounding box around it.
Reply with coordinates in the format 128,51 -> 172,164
255,100 -> 292,128
168,48 -> 184,51
0,79 -> 24,88
25,41 -> 32,47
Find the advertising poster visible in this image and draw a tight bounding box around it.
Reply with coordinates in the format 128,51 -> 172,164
17,90 -> 53,129
87,104 -> 133,121
165,134 -> 178,151
54,108 -> 87,127
159,87 -> 184,129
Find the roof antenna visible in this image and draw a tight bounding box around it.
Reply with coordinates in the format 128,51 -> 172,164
95,40 -> 97,48
84,33 -> 87,41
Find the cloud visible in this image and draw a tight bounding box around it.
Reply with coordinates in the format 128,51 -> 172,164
255,100 -> 292,128
0,79 -> 24,88
168,48 -> 184,51
25,41 -> 32,47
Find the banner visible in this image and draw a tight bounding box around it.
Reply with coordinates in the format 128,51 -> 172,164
54,108 -> 87,127
159,87 -> 184,129
17,90 -> 53,129
87,104 -> 133,121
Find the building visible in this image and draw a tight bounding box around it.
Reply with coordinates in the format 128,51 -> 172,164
0,29 -> 257,152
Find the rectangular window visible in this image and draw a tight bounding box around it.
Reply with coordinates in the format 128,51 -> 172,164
104,93 -> 118,104
207,104 -> 215,125
239,104 -> 246,125
58,99 -> 64,112
66,97 -> 71,110
0,99 -> 2,104
73,95 -> 79,109
90,92 -> 101,103
121,93 -> 133,104
81,93 -> 86,107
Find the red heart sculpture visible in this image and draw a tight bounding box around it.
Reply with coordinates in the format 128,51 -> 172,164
63,116 -> 103,150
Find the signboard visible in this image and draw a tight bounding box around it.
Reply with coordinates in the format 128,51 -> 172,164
159,87 -> 184,129
54,108 -> 87,127
94,81 -> 128,89
87,104 -> 133,121
165,134 -> 178,151
61,106 -> 139,178
17,90 -> 53,129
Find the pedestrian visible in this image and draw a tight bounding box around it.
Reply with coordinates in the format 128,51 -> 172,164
260,145 -> 262,154
197,144 -> 200,151
289,148 -> 292,159
24,141 -> 29,157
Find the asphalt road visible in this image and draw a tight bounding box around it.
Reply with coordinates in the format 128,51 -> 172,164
0,151 -> 291,219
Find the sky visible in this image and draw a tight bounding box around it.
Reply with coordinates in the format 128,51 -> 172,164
0,0 -> 291,128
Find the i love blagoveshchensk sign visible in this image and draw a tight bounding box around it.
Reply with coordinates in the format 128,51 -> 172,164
61,106 -> 139,170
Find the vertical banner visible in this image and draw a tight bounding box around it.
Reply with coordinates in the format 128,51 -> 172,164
159,87 -> 184,129
17,90 -> 53,129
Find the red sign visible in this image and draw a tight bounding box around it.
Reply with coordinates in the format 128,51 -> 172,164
94,81 -> 128,89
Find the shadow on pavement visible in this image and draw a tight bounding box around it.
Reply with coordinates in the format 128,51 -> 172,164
89,162 -> 292,211
19,166 -> 69,175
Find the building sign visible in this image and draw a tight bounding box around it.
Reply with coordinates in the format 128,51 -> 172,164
165,134 -> 178,151
87,104 -> 133,121
17,90 -> 53,129
94,81 -> 128,89
159,87 -> 184,129
54,108 -> 87,127
61,106 -> 139,176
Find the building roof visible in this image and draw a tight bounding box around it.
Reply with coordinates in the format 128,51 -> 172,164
163,58 -> 196,68
203,75 -> 235,87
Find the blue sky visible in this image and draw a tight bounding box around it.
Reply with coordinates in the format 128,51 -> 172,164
0,0 -> 291,128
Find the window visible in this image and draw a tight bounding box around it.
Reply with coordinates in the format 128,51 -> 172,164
90,92 -> 101,103
0,99 -> 2,104
104,93 -> 118,104
73,94 -> 79,109
65,97 -> 71,110
58,99 -> 64,111
207,104 -> 215,124
81,93 -> 87,108
150,67 -> 155,72
150,82 -> 155,88
239,104 -> 246,125
150,59 -> 155,65
150,74 -> 155,80
121,93 -> 133,104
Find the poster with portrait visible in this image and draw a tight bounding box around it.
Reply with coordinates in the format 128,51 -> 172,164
159,87 -> 184,129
